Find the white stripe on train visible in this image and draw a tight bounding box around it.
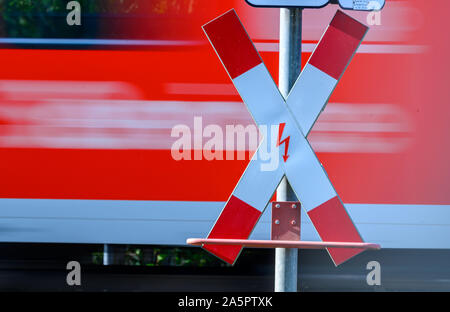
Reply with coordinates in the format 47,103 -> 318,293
254,42 -> 428,54
0,38 -> 427,54
0,199 -> 448,249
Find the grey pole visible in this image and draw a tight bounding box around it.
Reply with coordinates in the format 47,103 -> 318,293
103,244 -> 113,265
275,7 -> 303,293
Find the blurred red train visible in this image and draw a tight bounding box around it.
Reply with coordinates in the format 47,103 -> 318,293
0,0 -> 448,251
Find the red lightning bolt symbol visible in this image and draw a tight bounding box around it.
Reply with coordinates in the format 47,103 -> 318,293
276,122 -> 290,162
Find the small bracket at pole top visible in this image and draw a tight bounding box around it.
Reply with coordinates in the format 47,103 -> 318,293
271,201 -> 301,241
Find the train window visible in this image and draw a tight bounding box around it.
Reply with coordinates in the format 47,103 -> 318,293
0,0 -> 219,48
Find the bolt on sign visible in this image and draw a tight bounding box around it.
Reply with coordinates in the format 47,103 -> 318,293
201,9 -> 370,266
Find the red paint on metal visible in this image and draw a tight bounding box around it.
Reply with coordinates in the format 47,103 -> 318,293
202,10 -> 262,79
276,123 -> 290,162
189,238 -> 380,250
309,11 -> 367,80
308,196 -> 365,265
330,10 -> 368,41
271,201 -> 300,241
203,195 -> 262,264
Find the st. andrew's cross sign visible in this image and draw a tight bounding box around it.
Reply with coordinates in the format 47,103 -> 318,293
200,10 -> 370,266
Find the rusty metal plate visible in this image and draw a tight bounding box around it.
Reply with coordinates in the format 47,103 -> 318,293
271,201 -> 301,241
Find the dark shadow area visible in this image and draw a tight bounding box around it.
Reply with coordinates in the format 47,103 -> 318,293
0,243 -> 449,291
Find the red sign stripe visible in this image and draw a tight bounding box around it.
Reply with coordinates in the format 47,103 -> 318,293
330,10 -> 368,41
202,10 -> 262,80
309,11 -> 368,80
203,195 -> 262,264
307,196 -> 364,266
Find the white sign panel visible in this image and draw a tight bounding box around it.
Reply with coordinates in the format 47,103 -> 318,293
246,0 -> 385,11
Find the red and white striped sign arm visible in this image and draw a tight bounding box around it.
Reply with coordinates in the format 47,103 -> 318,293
287,10 -> 368,136
204,146 -> 284,264
202,11 -> 285,264
285,11 -> 368,265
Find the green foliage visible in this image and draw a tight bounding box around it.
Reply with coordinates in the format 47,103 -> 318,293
92,251 -> 104,265
0,0 -> 91,37
0,0 -> 203,38
123,246 -> 229,267
91,245 -> 229,267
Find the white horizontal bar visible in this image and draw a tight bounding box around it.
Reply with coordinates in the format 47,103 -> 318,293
0,38 -> 428,55
0,38 -> 200,46
0,199 -> 449,249
254,42 -> 428,54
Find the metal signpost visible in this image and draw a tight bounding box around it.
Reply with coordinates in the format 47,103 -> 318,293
188,1 -> 385,292
277,6 -> 303,292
